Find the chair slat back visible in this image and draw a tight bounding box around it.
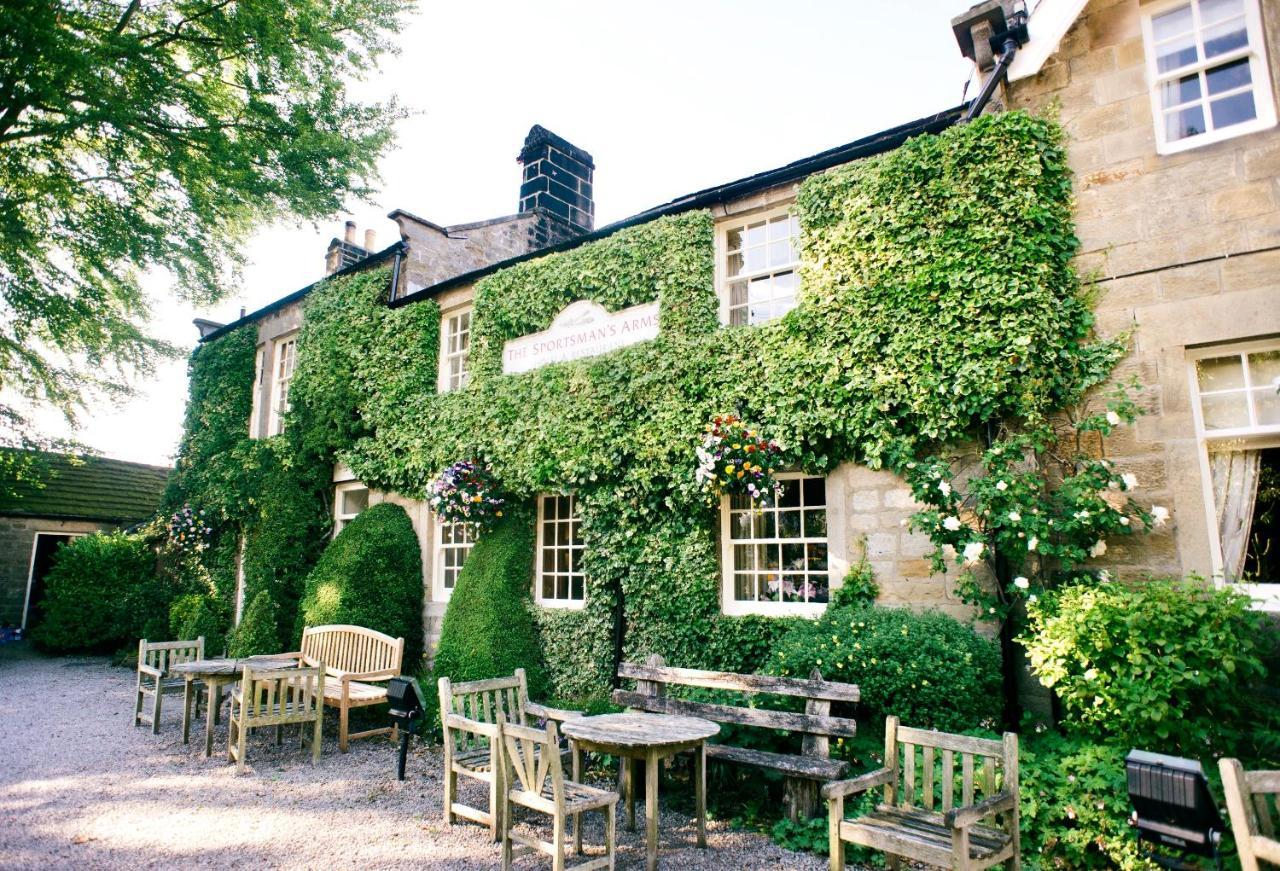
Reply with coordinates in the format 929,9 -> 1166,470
139,637 -> 205,675
240,664 -> 325,726
300,624 -> 403,676
886,717 -> 1018,815
502,720 -> 562,803
438,670 -> 531,753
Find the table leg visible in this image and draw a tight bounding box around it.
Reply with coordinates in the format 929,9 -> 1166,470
572,740 -> 583,855
646,751 -> 659,871
624,757 -> 636,832
182,679 -> 193,745
696,741 -> 707,848
204,679 -> 218,757
213,681 -> 222,726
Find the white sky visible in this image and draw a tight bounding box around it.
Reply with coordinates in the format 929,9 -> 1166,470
65,0 -> 976,466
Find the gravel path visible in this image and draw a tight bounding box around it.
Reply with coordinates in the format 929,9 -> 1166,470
0,644 -> 827,870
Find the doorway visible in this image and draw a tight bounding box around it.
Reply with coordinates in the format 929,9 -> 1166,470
23,533 -> 79,630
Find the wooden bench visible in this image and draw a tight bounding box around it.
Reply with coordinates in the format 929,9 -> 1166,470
1220,758 -> 1280,871
825,716 -> 1019,871
438,668 -> 583,841
228,662 -> 325,774
284,624 -> 404,752
612,654 -> 860,819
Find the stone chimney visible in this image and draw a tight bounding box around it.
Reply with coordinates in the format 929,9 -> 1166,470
517,125 -> 595,233
325,220 -> 373,275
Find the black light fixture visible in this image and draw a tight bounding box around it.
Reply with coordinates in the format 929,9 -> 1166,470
387,676 -> 427,781
1126,749 -> 1225,870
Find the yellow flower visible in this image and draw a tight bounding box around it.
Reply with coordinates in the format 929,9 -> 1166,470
725,465 -> 735,474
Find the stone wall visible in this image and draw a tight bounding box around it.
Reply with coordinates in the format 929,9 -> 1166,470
0,516 -> 117,628
1008,0 -> 1280,586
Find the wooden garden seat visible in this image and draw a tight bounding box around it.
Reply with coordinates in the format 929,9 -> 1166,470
438,669 -> 583,841
283,624 -> 404,752
825,716 -> 1020,871
134,637 -> 204,734
1220,758 -> 1280,871
228,663 -> 325,773
612,654 -> 860,819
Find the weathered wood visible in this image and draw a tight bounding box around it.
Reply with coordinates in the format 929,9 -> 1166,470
612,690 -> 858,738
1221,757 -> 1280,871
828,718 -> 1020,871
299,624 -> 403,752
709,744 -> 847,780
822,767 -> 893,800
561,713 -> 718,748
227,663 -> 324,773
134,637 -> 204,735
617,661 -> 860,701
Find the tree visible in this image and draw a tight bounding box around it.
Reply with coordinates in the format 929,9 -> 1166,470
0,0 -> 409,447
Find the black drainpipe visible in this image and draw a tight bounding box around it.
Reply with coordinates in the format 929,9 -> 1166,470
963,34 -> 1022,122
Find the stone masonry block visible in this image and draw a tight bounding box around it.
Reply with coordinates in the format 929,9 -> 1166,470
1210,181 -> 1276,221
1093,64 -> 1147,106
1157,261 -> 1222,301
866,533 -> 896,559
852,490 -> 880,511
883,488 -> 918,510
1221,249 -> 1280,293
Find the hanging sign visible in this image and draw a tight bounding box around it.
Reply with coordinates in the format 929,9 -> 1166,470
501,299 -> 660,374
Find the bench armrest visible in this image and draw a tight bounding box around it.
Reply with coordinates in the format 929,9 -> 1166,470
443,713 -> 501,739
944,791 -> 1017,828
822,767 -> 894,800
525,701 -> 584,723
138,663 -> 163,678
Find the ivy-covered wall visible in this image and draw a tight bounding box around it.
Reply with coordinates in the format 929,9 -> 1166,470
171,111 -> 1115,701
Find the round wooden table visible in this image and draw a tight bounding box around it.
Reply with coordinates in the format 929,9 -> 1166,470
170,656 -> 297,756
560,712 -> 719,871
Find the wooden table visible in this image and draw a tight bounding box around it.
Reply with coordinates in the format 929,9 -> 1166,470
170,656 -> 297,756
561,712 -> 719,871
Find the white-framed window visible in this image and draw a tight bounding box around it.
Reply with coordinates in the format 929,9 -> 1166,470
721,474 -> 830,617
248,345 -> 265,438
1141,0 -> 1276,154
1189,338 -> 1280,610
717,207 -> 802,326
333,482 -> 369,537
439,308 -> 472,393
267,334 -> 297,436
433,520 -> 476,602
536,494 -> 585,608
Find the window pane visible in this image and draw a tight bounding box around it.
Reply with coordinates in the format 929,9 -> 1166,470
803,509 -> 827,538
754,511 -> 776,539
1254,387 -> 1280,427
782,541 -> 805,569
571,575 -> 584,601
1152,3 -> 1193,42
726,252 -> 745,277
782,574 -> 805,602
768,240 -> 792,267
809,572 -> 829,604
1202,17 -> 1248,58
1161,73 -> 1202,107
779,510 -> 802,538
1198,355 -> 1246,391
1206,58 -> 1252,95
1210,91 -> 1257,128
1165,104 -> 1207,139
802,477 -> 826,506
758,544 -> 780,570
807,543 -> 829,571
1239,448 -> 1279,582
542,575 -> 555,599
743,221 -> 767,248
1200,0 -> 1243,24
734,544 -> 756,571
542,549 -> 555,572
341,487 -> 368,516
1250,351 -> 1280,388
761,575 -> 779,601
726,228 -> 742,252
779,481 -> 801,508
1202,391 -> 1251,429
735,574 -> 755,601
1156,33 -> 1198,73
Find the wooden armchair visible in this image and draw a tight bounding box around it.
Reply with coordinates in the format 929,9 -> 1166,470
825,716 -> 1019,871
501,719 -> 618,871
228,663 -> 325,773
438,668 -> 583,841
1220,758 -> 1280,871
134,637 -> 204,734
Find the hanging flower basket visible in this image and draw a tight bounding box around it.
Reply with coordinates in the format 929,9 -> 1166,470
166,504 -> 212,554
695,414 -> 784,505
429,459 -> 506,531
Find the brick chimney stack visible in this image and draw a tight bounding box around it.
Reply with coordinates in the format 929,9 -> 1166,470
325,220 -> 373,275
517,125 -> 595,233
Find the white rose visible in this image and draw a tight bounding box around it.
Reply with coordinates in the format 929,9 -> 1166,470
1121,473 -> 1138,490
1151,505 -> 1170,527
1028,536 -> 1038,552
1089,540 -> 1107,557
1008,511 -> 1021,523
995,481 -> 1008,491
1028,594 -> 1037,603
1013,576 -> 1030,590
962,541 -> 985,565
1106,411 -> 1121,426
943,516 -> 962,532
938,481 -> 952,497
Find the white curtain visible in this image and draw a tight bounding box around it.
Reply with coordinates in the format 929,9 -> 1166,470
1210,449 -> 1261,582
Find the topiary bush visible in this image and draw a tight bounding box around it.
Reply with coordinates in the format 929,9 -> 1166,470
433,504 -> 549,702
229,590 -> 278,657
766,604 -> 1001,732
179,595 -> 230,657
296,501 -> 425,667
31,531 -> 169,653
1022,578 -> 1269,756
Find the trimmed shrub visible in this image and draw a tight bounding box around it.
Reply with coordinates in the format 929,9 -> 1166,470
434,505 -> 549,701
766,604 -> 1001,732
179,595 -> 230,657
31,531 -> 168,653
1022,578 -> 1269,755
169,593 -> 204,639
297,502 -> 424,667
229,591 -> 278,657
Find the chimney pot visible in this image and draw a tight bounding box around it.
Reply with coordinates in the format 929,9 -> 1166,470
517,125 -> 595,234
344,220 -> 356,244
364,228 -> 376,251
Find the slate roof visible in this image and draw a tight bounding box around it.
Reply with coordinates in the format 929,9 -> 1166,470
0,451 -> 171,524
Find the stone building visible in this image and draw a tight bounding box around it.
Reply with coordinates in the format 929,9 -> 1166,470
194,0 -> 1279,661
0,452 -> 170,632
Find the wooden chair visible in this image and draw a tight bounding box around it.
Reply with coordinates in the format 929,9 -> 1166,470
825,716 -> 1019,871
438,668 -> 583,841
1220,758 -> 1280,871
134,637 -> 204,734
501,719 -> 618,871
228,663 -> 325,774
284,624 -> 404,752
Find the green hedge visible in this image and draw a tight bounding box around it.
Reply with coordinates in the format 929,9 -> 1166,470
297,502 -> 425,667
31,531 -> 170,653
229,590 -> 279,657
433,505 -> 550,701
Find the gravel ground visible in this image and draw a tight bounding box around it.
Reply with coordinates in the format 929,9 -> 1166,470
0,644 -> 828,870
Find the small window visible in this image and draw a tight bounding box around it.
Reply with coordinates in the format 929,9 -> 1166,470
268,335 -> 297,436
439,309 -> 472,393
1142,0 -> 1276,153
248,346 -> 265,438
719,209 -> 801,326
721,474 -> 830,616
333,483 -> 369,536
536,494 -> 585,607
1192,344 -> 1280,437
434,520 -> 476,601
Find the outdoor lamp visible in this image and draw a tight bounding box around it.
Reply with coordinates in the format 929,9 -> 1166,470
1125,749 -> 1225,870
386,676 -> 427,781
